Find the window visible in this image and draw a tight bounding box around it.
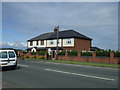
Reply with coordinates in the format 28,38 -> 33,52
66,39 -> 72,44
8,51 -> 15,58
50,40 -> 54,45
36,41 -> 39,45
41,40 -> 44,45
0,51 -> 7,58
57,40 -> 60,44
30,41 -> 33,46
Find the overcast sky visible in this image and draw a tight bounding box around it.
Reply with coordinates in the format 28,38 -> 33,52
2,2 -> 118,50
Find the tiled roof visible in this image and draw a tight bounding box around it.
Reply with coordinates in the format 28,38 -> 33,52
28,30 -> 92,41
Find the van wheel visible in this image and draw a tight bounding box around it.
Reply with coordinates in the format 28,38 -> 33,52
12,62 -> 17,70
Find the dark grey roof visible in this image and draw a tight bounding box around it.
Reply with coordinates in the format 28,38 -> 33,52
90,47 -> 103,51
28,30 -> 92,41
28,32 -> 54,41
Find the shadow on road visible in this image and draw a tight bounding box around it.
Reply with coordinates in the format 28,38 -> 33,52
1,66 -> 21,72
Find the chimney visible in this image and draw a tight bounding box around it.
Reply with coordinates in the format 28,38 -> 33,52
54,26 -> 59,32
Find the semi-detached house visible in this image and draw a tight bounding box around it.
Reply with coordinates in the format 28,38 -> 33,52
27,27 -> 92,53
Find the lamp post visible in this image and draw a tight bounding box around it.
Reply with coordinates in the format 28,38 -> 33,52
56,26 -> 59,60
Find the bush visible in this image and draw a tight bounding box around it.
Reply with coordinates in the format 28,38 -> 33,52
68,51 -> 78,56
37,51 -> 47,55
96,50 -> 110,57
81,51 -> 92,56
22,51 -> 27,54
114,51 -> 120,57
31,52 -> 37,55
58,51 -> 66,56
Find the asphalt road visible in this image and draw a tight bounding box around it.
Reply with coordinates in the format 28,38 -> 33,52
2,60 -> 119,88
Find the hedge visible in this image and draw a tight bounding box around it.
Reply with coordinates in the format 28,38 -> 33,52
22,51 -> 27,54
96,50 -> 110,57
31,52 -> 37,55
81,51 -> 92,56
37,51 -> 47,55
114,51 -> 120,57
58,51 -> 66,56
67,51 -> 78,56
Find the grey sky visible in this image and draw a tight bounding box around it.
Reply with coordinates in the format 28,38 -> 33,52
2,2 -> 118,50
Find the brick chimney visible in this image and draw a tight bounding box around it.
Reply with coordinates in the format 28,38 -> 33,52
54,26 -> 59,32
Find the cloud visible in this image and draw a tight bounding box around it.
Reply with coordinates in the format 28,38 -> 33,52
2,2 -> 118,50
0,41 -> 27,50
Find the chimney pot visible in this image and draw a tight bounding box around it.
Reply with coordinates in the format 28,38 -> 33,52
54,26 -> 59,32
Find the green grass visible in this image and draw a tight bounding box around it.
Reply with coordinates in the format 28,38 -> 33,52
44,60 -> 119,68
18,58 -> 120,68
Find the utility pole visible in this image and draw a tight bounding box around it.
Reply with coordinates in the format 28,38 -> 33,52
56,26 -> 59,60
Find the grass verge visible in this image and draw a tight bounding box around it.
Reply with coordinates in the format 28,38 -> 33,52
19,58 -> 119,68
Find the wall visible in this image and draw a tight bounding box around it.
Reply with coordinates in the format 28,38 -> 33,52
27,38 -> 91,52
62,38 -> 91,51
21,52 -> 120,64
57,52 -> 120,64
74,38 -> 91,51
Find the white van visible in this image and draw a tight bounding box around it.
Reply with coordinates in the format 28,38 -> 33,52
0,49 -> 17,69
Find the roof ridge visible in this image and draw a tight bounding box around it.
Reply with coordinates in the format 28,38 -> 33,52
28,29 -> 92,41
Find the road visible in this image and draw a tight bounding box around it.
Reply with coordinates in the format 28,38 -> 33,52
2,60 -> 119,88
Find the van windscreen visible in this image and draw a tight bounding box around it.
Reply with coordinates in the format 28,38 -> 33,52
0,51 -> 7,58
8,51 -> 15,58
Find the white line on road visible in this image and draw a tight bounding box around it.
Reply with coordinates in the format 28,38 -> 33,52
18,64 -> 29,67
44,68 -> 115,81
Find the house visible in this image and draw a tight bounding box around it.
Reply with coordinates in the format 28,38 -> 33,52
27,27 -> 92,53
90,47 -> 103,51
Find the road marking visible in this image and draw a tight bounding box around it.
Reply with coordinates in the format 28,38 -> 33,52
18,64 -> 29,67
44,69 -> 115,81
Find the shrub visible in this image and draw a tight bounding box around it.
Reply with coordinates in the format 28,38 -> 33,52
22,51 -> 27,54
37,51 -> 47,55
81,51 -> 92,56
58,51 -> 66,56
31,52 -> 37,55
68,51 -> 78,56
114,51 -> 120,57
96,50 -> 110,57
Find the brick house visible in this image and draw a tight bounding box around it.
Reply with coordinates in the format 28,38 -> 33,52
27,27 -> 92,53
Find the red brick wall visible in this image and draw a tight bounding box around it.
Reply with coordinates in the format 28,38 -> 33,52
62,38 -> 91,51
21,52 -> 120,64
57,52 -> 120,64
74,38 -> 91,51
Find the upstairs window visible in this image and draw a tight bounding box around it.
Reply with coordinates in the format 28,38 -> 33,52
57,40 -> 60,44
50,40 -> 54,45
41,40 -> 44,45
36,41 -> 39,46
66,39 -> 72,44
30,41 -> 33,46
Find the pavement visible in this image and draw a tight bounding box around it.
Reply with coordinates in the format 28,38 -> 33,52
2,60 -> 119,88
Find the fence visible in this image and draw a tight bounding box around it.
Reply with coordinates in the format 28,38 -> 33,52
56,52 -> 120,64
20,52 -> 120,64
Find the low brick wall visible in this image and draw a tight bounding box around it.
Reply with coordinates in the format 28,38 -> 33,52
19,52 -> 120,64
20,52 -> 45,59
57,52 -> 120,64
